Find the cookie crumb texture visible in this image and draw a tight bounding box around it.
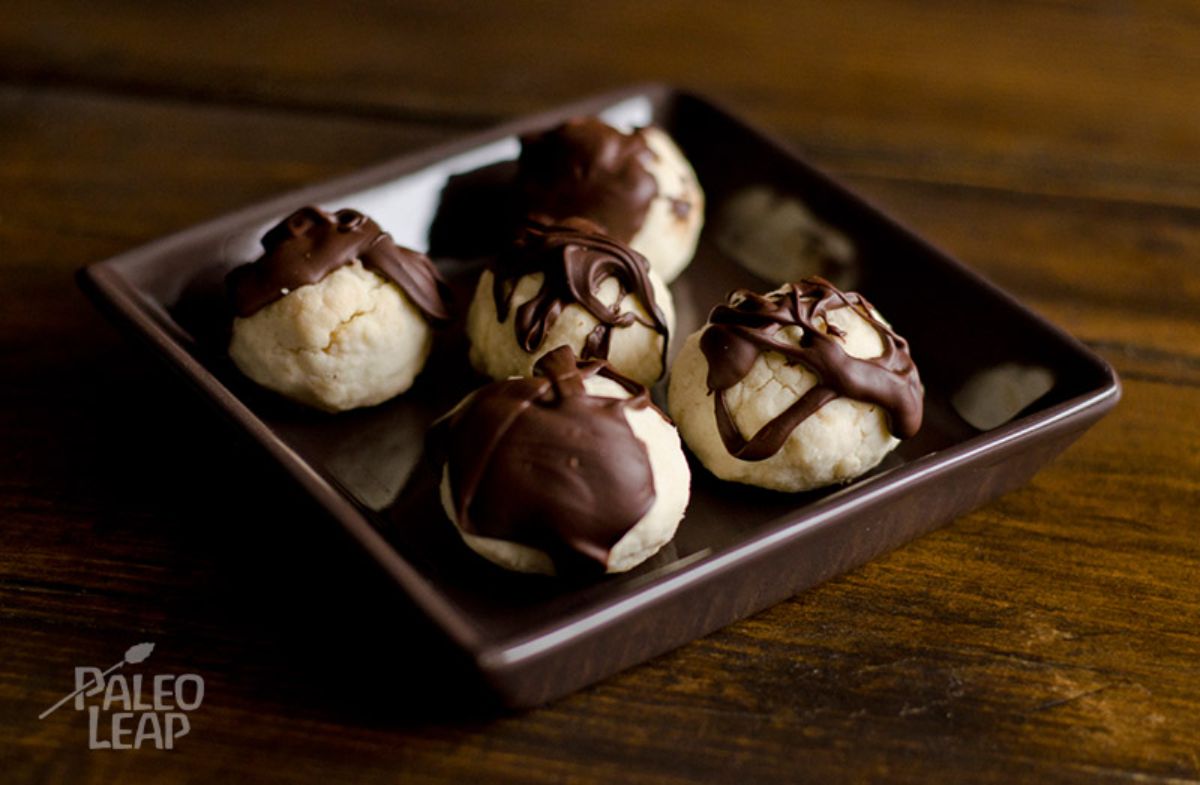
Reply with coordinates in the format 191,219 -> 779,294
229,261 -> 432,412
466,268 -> 674,387
438,353 -> 691,576
630,126 -> 705,284
669,301 -> 906,492
518,119 -> 704,283
467,218 -> 674,387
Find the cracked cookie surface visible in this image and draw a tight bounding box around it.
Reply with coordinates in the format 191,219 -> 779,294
668,300 -> 904,492
229,260 -> 432,412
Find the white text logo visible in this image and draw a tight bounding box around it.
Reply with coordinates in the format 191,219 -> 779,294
38,643 -> 204,750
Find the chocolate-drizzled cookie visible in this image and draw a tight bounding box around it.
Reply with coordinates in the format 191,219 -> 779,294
491,217 -> 670,370
701,278 -> 923,461
227,206 -> 450,322
518,117 -> 658,243
434,346 -> 657,569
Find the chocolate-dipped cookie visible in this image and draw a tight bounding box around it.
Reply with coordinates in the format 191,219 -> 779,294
518,117 -> 704,283
226,206 -> 450,412
433,346 -> 691,575
466,217 -> 674,386
668,278 -> 923,492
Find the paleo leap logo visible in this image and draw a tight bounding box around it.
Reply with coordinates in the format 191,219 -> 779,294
38,643 -> 204,749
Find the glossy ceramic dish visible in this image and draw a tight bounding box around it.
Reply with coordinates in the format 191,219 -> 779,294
79,84 -> 1120,707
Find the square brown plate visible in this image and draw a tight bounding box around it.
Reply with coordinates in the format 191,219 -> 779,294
78,84 -> 1120,708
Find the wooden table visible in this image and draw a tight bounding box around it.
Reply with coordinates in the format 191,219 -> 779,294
3,3 -> 1198,782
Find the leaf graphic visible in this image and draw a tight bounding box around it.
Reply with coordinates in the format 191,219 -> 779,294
124,642 -> 155,664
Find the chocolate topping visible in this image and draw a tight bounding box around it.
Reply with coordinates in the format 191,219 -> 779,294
436,346 -> 657,570
226,206 -> 451,322
492,218 -> 670,375
700,278 -> 923,461
518,118 -> 658,243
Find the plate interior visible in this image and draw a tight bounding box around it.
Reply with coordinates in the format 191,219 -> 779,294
99,88 -> 1115,653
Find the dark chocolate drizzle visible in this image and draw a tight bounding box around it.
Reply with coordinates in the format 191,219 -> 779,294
518,117 -> 658,243
700,278 -> 923,461
492,217 -> 670,376
436,346 -> 656,570
226,206 -> 451,322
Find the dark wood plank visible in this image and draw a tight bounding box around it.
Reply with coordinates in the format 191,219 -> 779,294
1,31 -> 1198,785
0,85 -> 451,253
4,0 -> 1200,210
840,177 -> 1200,380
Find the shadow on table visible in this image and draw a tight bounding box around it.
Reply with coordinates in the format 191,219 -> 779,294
74,335 -> 512,731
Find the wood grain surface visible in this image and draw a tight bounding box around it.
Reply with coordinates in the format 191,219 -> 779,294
2,3 -> 1198,783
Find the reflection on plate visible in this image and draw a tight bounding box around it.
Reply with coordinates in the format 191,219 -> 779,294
714,185 -> 857,289
952,363 -> 1056,431
79,85 -> 1119,707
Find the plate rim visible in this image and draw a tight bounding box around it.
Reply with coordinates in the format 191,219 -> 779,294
77,82 -> 1123,676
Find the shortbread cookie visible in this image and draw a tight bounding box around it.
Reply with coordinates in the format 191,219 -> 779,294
466,218 -> 674,386
226,206 -> 450,412
518,117 -> 704,282
434,346 -> 691,575
669,278 -> 922,492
